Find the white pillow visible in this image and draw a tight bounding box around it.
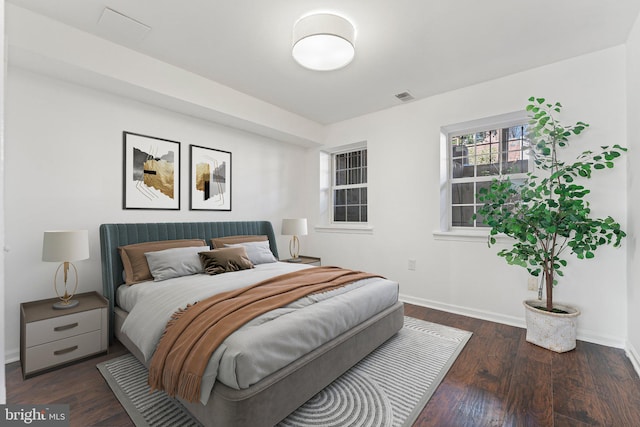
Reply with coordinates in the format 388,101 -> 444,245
144,246 -> 204,281
224,240 -> 277,265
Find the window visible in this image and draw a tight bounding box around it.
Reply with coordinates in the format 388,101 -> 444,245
318,142 -> 372,234
443,112 -> 530,229
332,148 -> 367,223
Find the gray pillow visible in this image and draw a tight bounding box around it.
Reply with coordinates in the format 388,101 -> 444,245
144,246 -> 204,281
224,240 -> 278,265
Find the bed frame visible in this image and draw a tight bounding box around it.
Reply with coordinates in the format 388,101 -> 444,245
99,221 -> 404,427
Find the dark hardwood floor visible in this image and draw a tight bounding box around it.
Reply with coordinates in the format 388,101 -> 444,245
6,303 -> 640,426
6,341 -> 134,427
404,304 -> 640,427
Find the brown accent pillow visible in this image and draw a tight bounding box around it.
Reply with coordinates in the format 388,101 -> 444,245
119,239 -> 207,285
210,235 -> 268,249
199,247 -> 254,275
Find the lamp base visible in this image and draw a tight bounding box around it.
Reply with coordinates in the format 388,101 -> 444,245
287,258 -> 302,263
53,299 -> 79,310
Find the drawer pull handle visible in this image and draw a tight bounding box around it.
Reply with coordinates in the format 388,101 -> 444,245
54,322 -> 78,332
53,346 -> 78,356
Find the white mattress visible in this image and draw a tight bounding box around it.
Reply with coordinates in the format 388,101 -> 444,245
117,262 -> 399,404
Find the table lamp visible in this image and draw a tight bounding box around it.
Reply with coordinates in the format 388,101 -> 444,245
42,230 -> 90,309
281,218 -> 308,262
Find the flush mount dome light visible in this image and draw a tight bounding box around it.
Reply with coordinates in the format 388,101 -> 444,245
292,13 -> 355,71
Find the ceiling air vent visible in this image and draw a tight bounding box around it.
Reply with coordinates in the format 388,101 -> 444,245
394,91 -> 415,102
98,8 -> 151,44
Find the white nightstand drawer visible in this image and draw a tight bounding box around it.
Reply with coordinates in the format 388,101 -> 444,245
25,309 -> 101,347
24,330 -> 102,374
20,292 -> 109,379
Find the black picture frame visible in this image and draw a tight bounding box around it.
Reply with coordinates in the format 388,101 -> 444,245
123,131 -> 181,210
189,145 -> 232,211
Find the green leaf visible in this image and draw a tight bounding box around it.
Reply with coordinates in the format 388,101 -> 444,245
479,97 -> 627,304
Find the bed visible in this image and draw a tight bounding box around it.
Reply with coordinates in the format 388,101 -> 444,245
100,221 -> 404,427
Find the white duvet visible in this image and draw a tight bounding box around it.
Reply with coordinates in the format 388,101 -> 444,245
118,262 -> 399,404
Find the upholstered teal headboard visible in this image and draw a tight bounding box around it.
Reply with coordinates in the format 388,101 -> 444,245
99,221 -> 279,341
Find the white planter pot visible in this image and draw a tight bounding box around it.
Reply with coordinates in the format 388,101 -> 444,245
523,300 -> 581,353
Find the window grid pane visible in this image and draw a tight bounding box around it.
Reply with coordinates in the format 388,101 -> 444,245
450,124 -> 529,228
333,149 -> 368,223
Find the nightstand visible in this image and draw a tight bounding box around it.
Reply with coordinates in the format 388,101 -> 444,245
284,255 -> 321,266
20,291 -> 109,379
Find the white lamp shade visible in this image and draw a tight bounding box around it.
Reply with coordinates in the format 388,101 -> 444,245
282,219 -> 308,236
292,13 -> 355,71
42,230 -> 90,262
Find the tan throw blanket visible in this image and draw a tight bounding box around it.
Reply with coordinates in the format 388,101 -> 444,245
148,266 -> 382,402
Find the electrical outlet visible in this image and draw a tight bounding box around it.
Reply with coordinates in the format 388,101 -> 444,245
408,259 -> 416,271
527,277 -> 538,291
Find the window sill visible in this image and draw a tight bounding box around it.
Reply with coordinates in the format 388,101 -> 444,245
432,229 -> 512,243
315,224 -> 374,235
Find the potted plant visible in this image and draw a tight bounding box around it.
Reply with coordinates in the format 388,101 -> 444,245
476,97 -> 626,352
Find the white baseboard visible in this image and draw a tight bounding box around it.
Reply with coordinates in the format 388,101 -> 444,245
626,341 -> 640,379
400,294 -> 525,329
5,348 -> 19,364
399,294 -> 626,349
577,327 -> 625,349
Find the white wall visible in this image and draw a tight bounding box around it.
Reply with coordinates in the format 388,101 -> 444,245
306,46 -> 629,347
626,13 -> 640,373
7,4 -> 325,148
0,0 -> 6,404
3,67 -> 309,362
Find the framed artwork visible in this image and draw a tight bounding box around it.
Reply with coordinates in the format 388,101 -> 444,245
190,145 -> 232,211
123,131 -> 180,210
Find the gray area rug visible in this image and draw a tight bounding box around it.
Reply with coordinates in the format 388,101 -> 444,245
97,316 -> 472,427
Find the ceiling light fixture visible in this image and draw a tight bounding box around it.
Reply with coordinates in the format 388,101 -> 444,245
292,13 -> 355,71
